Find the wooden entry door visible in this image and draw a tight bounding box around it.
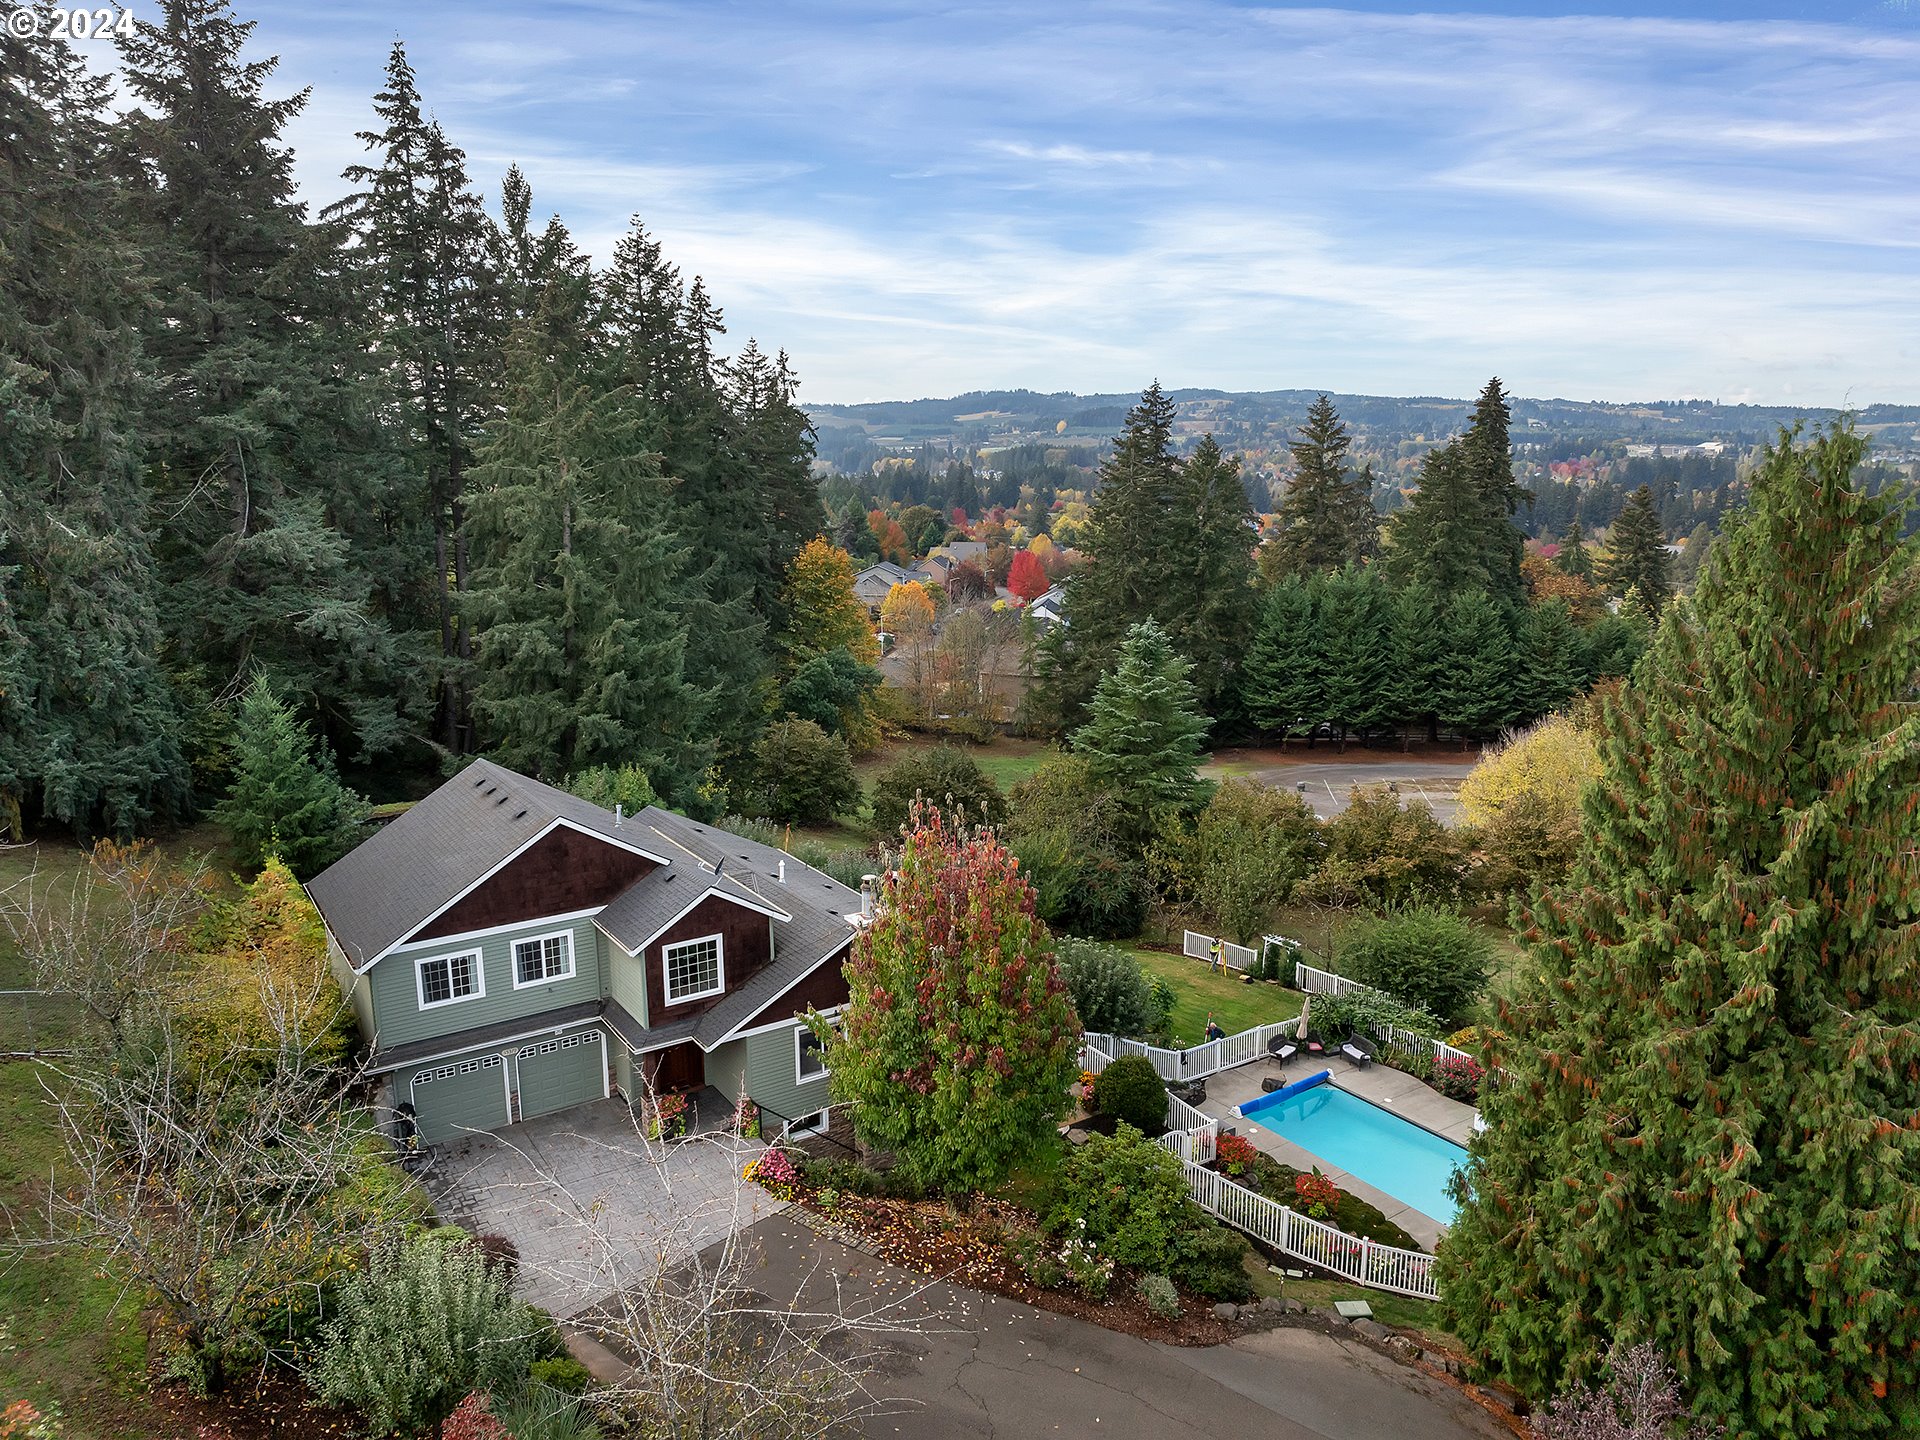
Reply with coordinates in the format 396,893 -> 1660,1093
647,1042 -> 705,1094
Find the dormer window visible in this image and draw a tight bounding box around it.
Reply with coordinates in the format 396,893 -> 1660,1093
663,933 -> 725,1004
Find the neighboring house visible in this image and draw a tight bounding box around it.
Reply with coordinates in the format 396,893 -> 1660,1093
1028,584 -> 1068,628
304,759 -> 863,1144
853,560 -> 918,616
919,541 -> 988,583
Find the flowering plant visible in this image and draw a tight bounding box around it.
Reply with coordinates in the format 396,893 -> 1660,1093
1294,1169 -> 1341,1220
1079,1069 -> 1099,1104
744,1147 -> 800,1201
1432,1054 -> 1485,1103
1055,1219 -> 1115,1299
443,1394 -> 509,1440
1213,1133 -> 1258,1178
730,1095 -> 761,1139
1,1401 -> 63,1440
646,1091 -> 691,1140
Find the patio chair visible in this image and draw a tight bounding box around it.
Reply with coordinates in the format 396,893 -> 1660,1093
1340,1033 -> 1376,1068
1266,1034 -> 1298,1067
1303,1030 -> 1329,1058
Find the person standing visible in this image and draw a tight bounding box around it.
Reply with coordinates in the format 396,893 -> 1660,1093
1209,937 -> 1224,973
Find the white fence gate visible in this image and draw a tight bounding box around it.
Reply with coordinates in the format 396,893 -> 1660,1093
1082,1035 -> 1442,1301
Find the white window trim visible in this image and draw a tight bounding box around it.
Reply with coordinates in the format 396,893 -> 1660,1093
788,1109 -> 829,1137
511,929 -> 576,990
416,948 -> 485,1011
795,1019 -> 833,1085
662,932 -> 726,1006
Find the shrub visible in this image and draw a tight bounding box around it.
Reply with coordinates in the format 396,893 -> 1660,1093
868,745 -> 1008,836
527,1356 -> 594,1395
308,1233 -> 541,1438
790,839 -> 873,890
1294,1170 -> 1341,1219
1136,1273 -> 1181,1320
1535,1341 -> 1720,1440
1169,1220 -> 1253,1301
1300,786 -> 1473,909
1339,907 -> 1494,1022
473,1233 -> 520,1284
492,1389 -> 605,1440
1055,1220 -> 1116,1299
1014,1233 -> 1067,1290
1213,1132 -> 1258,1178
444,1394 -> 511,1440
743,1149 -> 800,1200
1152,780 -> 1322,943
1090,1055 -> 1167,1134
800,1158 -> 883,1197
1056,938 -> 1156,1037
562,763 -> 655,816
750,719 -> 861,823
1049,1122 -> 1189,1268
1378,1043 -> 1435,1082
1431,1054 -> 1486,1103
1307,987 -> 1440,1045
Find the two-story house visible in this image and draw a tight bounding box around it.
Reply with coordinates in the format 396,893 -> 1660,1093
304,759 -> 861,1144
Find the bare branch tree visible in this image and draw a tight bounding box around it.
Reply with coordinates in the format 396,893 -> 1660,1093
456,1085 -> 941,1439
0,839 -> 214,1044
1535,1342 -> 1724,1440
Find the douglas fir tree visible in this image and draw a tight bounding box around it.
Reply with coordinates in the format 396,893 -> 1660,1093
1438,424 -> 1920,1438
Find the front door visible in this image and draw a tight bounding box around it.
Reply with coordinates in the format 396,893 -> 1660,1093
647,1041 -> 705,1094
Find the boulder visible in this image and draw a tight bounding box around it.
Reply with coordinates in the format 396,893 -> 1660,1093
1213,1302 -> 1239,1321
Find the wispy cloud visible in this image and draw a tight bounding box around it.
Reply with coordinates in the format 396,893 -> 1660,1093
113,0 -> 1920,405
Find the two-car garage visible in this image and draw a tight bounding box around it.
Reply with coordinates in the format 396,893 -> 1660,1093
402,1027 -> 609,1143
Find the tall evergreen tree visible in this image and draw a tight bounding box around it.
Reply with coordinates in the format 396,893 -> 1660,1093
1170,433 -> 1257,706
326,42 -> 502,755
463,280 -> 709,800
1318,567 -> 1396,742
1240,574 -> 1325,739
1262,394 -> 1376,577
1556,520 -> 1594,580
1459,377 -> 1528,603
1384,443 -> 1488,598
118,0 -> 402,766
1070,620 -> 1210,814
1515,598 -> 1583,720
1438,425 -> 1920,1437
1390,580 -> 1449,745
212,678 -> 369,877
1599,484 -> 1671,614
1438,591 -> 1518,740
0,13 -> 190,836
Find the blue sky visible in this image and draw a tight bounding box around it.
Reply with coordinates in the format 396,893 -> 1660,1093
120,0 -> 1920,405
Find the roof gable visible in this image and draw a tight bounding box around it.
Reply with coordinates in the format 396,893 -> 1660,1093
305,758 -> 670,970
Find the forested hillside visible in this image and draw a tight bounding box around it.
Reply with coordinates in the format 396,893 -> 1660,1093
1,4 -> 821,838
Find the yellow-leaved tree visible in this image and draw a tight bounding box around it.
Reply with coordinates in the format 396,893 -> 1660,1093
1459,710 -> 1600,891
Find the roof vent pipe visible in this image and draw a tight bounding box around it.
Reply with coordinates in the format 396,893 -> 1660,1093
778,859 -> 786,884
860,874 -> 878,918
614,803 -> 623,829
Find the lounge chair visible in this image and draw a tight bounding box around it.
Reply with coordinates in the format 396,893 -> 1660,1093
1340,1033 -> 1376,1068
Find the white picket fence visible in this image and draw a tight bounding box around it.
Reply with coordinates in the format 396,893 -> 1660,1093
1081,1035 -> 1441,1301
1183,929 -> 1256,971
1292,962 -> 1477,1068
1083,1022 -> 1302,1084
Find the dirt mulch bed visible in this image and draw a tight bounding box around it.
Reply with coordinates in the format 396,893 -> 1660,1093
153,1370 -> 358,1439
792,1187 -> 1234,1347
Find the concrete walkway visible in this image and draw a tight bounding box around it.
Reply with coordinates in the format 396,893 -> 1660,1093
426,1098 -> 778,1316
1207,1056 -> 1477,1251
567,1214 -> 1510,1439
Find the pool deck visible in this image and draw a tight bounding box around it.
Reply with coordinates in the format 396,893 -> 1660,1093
1203,1057 -> 1477,1253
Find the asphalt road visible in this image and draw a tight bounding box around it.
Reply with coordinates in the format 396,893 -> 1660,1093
1217,756 -> 1481,826
736,1215 -> 1510,1440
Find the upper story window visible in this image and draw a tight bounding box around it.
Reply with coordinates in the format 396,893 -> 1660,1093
513,931 -> 575,988
796,1026 -> 829,1083
663,933 -> 724,1005
418,949 -> 483,1009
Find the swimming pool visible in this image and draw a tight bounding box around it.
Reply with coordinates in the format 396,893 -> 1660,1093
1238,1079 -> 1467,1225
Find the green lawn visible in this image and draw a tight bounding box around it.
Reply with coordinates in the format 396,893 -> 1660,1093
1243,1261 -> 1455,1345
1130,948 -> 1303,1047
851,733 -> 1055,794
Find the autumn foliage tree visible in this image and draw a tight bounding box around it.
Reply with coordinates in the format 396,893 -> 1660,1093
815,806 -> 1078,1193
779,538 -> 878,667
1007,548 -> 1050,602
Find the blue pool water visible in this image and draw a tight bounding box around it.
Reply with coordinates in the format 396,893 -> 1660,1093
1239,1080 -> 1467,1225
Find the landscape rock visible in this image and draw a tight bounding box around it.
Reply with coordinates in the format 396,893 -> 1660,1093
1260,1296 -> 1286,1313
1213,1303 -> 1239,1321
1352,1319 -> 1393,1341
1482,1387 -> 1528,1416
1280,1298 -> 1304,1313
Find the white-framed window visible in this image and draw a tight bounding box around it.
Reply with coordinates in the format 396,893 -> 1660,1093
662,933 -> 725,1005
417,949 -> 483,1009
795,1025 -> 829,1084
512,930 -> 575,989
789,1109 -> 829,1137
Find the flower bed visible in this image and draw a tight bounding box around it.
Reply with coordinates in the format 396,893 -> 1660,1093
771,1158 -> 1236,1346
1212,1149 -> 1425,1251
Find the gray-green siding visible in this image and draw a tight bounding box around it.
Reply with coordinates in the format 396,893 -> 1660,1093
725,1021 -> 832,1125
366,914 -> 606,1052
605,925 -> 649,1028
326,932 -> 375,1039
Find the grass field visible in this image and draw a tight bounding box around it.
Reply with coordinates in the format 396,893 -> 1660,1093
851,733 -> 1055,794
1129,947 -> 1304,1047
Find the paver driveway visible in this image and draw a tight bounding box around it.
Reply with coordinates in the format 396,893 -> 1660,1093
426,1099 -> 780,1316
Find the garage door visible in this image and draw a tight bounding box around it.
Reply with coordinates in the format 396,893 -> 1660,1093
516,1030 -> 607,1122
409,1053 -> 511,1143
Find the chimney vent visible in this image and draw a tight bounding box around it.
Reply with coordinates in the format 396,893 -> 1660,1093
860,874 -> 879,918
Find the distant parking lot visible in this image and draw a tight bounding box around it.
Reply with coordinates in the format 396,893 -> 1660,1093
1205,752 -> 1480,827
